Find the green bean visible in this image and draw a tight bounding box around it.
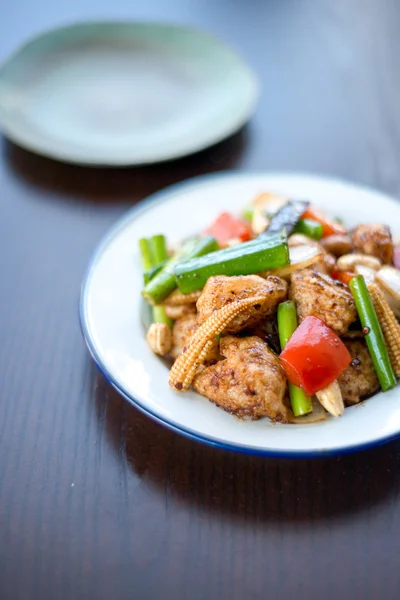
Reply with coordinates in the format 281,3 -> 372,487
277,301 -> 313,416
349,275 -> 396,391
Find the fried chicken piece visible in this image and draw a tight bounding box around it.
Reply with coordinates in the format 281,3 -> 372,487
170,313 -> 218,362
196,275 -> 287,333
170,314 -> 197,359
193,336 -> 289,421
290,270 -> 357,335
337,340 -> 380,404
164,303 -> 197,320
320,234 -> 353,257
351,224 -> 393,264
313,252 -> 336,275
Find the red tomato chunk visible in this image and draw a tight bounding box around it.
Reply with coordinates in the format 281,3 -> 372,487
301,207 -> 346,238
205,212 -> 252,245
280,316 -> 351,395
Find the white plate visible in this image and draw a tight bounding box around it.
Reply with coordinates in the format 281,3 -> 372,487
80,172 -> 400,456
0,22 -> 258,165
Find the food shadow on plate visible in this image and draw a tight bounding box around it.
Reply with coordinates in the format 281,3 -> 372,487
2,125 -> 250,206
93,367 -> 400,525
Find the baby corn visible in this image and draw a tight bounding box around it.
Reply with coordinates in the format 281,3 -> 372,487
169,295 -> 266,391
368,283 -> 400,377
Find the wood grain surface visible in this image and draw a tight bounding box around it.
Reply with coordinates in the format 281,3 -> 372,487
1,1 -> 400,599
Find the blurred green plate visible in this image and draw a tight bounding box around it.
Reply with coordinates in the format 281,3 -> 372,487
0,21 -> 259,165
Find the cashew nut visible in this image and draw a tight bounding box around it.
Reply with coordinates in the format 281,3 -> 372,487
146,323 -> 172,356
337,253 -> 382,272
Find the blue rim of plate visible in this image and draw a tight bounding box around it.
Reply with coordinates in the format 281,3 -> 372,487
0,20 -> 259,166
79,171 -> 400,457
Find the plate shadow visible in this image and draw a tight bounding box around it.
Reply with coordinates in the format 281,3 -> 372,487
2,125 -> 250,206
93,367 -> 400,525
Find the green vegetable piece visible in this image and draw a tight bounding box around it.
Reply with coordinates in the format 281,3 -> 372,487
151,235 -> 168,265
349,275 -> 396,391
143,261 -> 167,285
293,218 -> 323,240
174,233 -> 289,294
143,236 -> 219,305
139,238 -> 155,272
152,305 -> 172,326
242,206 -> 255,222
139,236 -> 172,327
262,200 -> 309,237
277,301 -> 313,416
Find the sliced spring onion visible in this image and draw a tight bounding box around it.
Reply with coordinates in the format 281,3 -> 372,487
293,218 -> 323,240
143,236 -> 219,305
139,238 -> 155,272
277,301 -> 313,417
151,235 -> 168,265
139,237 -> 172,326
349,275 -> 396,391
143,261 -> 167,285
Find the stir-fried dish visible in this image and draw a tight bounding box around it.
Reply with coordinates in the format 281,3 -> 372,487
139,192 -> 400,424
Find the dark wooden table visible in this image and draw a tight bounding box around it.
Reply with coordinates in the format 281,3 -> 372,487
2,1 -> 400,599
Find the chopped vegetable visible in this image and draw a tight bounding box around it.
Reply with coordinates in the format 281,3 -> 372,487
293,218 -> 323,240
242,206 -> 255,222
302,207 -> 347,237
277,301 -> 313,416
368,283 -> 400,377
151,234 -> 168,264
152,305 -> 172,326
143,236 -> 219,305
349,275 -> 396,391
288,398 -> 327,423
331,268 -> 354,285
175,233 -> 290,294
139,237 -> 172,326
271,244 -> 323,277
139,238 -> 155,273
205,212 -> 252,245
143,261 -> 167,284
262,200 -> 309,237
315,380 -> 344,417
280,316 -> 352,396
